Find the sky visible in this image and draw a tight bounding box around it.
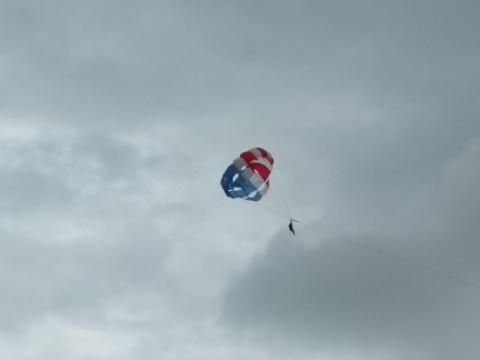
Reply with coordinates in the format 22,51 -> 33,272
0,1 -> 479,359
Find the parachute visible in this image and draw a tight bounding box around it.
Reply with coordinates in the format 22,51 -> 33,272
220,147 -> 274,201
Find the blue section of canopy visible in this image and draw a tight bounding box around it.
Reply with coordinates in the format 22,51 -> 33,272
220,163 -> 263,201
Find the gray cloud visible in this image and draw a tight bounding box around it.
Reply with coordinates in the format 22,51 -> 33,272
0,131 -> 177,331
223,135 -> 480,359
0,0 -> 479,359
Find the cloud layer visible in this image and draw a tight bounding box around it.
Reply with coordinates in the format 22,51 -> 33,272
1,1 -> 479,359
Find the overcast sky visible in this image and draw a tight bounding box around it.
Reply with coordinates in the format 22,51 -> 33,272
1,1 -> 479,359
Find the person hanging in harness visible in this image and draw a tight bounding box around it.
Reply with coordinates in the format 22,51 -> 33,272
288,218 -> 299,235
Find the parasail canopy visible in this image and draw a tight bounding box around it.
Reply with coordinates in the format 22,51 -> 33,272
220,147 -> 274,201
